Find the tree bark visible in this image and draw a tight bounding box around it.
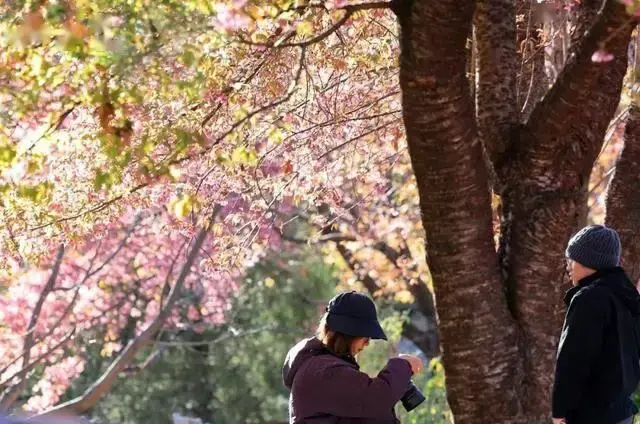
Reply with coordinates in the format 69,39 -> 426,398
397,0 -> 635,421
474,0 -> 519,168
606,104 -> 640,284
396,1 -> 521,421
497,1 -> 634,419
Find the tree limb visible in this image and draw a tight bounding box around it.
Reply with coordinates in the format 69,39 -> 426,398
0,245 -> 65,410
474,0 -> 519,169
516,0 -> 548,119
36,208 -> 220,418
236,2 -> 392,48
507,0 -> 636,184
0,329 -> 76,394
335,242 -> 379,294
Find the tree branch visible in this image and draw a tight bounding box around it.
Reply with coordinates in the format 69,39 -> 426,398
335,242 -> 379,295
36,208 -> 220,418
0,329 -> 76,394
236,2 -> 392,48
508,0 -> 636,184
516,0 -> 548,119
474,0 -> 519,169
282,232 -> 357,244
0,245 -> 65,410
154,326 -> 300,347
27,183 -> 148,232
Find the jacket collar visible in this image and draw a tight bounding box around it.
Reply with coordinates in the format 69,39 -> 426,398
317,339 -> 360,369
563,267 -> 626,306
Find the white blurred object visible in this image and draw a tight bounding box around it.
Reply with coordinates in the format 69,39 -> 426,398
397,337 -> 428,363
171,413 -> 203,424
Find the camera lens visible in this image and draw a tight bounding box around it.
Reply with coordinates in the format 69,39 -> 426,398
400,381 -> 426,412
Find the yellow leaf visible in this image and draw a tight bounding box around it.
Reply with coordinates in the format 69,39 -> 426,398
296,21 -> 313,36
170,194 -> 200,219
394,290 -> 414,304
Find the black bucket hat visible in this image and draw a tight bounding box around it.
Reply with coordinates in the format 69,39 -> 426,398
325,291 -> 387,340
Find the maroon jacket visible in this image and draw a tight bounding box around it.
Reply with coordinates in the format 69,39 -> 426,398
282,337 -> 412,423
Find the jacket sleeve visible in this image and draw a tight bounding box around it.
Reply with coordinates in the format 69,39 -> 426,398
552,287 -> 612,418
307,357 -> 413,419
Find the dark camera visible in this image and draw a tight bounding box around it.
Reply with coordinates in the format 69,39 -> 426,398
400,380 -> 425,412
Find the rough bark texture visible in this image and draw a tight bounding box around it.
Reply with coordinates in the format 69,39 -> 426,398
396,1 -> 521,422
474,0 -> 519,167
499,0 -> 634,419
606,104 -> 640,284
396,0 -> 635,421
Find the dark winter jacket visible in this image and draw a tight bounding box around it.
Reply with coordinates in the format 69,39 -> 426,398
283,337 -> 412,423
552,267 -> 640,424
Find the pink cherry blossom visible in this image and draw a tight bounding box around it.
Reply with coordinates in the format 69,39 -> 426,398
591,49 -> 615,63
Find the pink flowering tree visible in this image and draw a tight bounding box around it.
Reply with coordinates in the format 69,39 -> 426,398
2,0 -> 640,422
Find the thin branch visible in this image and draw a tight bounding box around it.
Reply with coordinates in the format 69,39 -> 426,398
281,231 -> 357,244
83,218 -> 140,280
201,51 -> 276,127
27,183 -> 149,232
315,120 -> 397,160
194,48 -> 306,196
27,103 -> 79,152
154,326 -> 301,347
36,206 -> 221,418
0,329 -> 76,393
241,12 -> 352,48
236,2 -> 391,48
0,245 -> 65,409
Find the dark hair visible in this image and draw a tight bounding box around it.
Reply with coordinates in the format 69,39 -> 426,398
317,314 -> 358,357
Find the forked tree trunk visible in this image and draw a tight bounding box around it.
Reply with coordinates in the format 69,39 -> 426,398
395,0 -> 636,421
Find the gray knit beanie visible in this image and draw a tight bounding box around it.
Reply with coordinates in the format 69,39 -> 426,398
565,225 -> 621,270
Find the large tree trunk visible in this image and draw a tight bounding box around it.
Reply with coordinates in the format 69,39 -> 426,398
395,0 -> 635,421
499,2 -> 633,418
396,1 -> 521,422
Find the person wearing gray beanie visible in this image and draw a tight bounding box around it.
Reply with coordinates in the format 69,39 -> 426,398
565,225 -> 621,273
553,225 -> 640,424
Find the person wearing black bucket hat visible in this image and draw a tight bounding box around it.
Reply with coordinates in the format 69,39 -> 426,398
282,291 -> 424,423
325,291 -> 388,341
552,225 -> 640,424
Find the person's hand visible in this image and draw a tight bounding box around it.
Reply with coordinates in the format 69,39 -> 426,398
552,418 -> 566,424
398,354 -> 423,375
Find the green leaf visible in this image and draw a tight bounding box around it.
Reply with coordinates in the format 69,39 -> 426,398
181,49 -> 197,67
94,171 -> 110,191
17,182 -> 52,203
